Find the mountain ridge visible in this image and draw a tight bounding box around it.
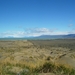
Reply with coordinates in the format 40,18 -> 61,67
34,34 -> 75,39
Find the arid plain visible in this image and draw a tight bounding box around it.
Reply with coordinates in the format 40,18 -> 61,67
0,39 -> 75,75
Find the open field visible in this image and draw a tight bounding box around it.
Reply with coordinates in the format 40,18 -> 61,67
0,39 -> 75,75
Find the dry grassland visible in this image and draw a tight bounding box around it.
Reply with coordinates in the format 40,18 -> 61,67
0,39 -> 75,75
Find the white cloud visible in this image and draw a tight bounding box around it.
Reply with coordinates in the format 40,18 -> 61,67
24,28 -> 54,36
0,31 -> 26,38
0,28 -> 74,38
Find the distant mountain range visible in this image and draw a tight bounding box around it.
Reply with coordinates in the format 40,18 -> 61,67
1,34 -> 75,40
33,34 -> 75,39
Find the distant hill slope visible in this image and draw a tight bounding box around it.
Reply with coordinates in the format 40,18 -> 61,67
34,34 -> 75,39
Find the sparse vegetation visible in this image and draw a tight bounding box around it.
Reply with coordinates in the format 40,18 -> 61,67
0,39 -> 75,75
34,62 -> 75,75
0,61 -> 75,75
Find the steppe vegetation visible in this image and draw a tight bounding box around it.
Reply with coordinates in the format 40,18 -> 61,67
0,39 -> 75,75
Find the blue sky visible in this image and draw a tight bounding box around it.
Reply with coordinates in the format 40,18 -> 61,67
0,0 -> 75,37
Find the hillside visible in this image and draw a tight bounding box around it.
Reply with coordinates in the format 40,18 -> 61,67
34,34 -> 75,39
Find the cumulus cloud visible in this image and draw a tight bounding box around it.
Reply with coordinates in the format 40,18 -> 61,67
27,28 -> 53,33
23,28 -> 56,36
